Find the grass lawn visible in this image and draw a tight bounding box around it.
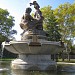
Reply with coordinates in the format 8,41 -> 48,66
0,58 -> 14,61
58,59 -> 75,63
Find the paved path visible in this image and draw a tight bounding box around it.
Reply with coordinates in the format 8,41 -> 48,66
57,62 -> 75,65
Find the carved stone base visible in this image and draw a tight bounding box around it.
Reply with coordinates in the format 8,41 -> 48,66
11,55 -> 57,71
21,29 -> 47,41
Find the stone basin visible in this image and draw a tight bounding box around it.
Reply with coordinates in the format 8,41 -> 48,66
4,40 -> 64,54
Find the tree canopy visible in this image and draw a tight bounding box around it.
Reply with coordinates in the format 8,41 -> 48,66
41,6 -> 61,41
40,3 -> 75,44
54,3 -> 75,42
0,8 -> 17,42
40,3 -> 75,52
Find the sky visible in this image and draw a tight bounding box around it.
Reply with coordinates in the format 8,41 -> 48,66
0,0 -> 74,41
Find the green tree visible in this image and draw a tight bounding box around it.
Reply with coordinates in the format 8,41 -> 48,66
54,3 -> 75,42
41,6 -> 61,41
0,8 -> 17,42
54,3 -> 75,56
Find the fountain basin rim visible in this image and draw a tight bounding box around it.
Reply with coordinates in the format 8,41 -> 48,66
4,40 -> 62,46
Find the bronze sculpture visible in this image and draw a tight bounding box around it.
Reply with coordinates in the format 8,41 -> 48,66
20,7 -> 35,30
33,1 -> 44,30
20,1 -> 44,31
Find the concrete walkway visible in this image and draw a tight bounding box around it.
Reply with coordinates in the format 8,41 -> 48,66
57,62 -> 75,72
57,62 -> 75,65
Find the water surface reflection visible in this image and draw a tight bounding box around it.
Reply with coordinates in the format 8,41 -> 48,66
11,70 -> 75,75
11,70 -> 57,75
0,60 -> 75,75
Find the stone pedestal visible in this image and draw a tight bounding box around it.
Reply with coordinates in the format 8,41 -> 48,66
11,55 -> 57,71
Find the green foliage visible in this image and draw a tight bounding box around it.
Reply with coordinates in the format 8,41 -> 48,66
54,3 -> 75,42
41,6 -> 61,41
0,8 -> 17,42
53,3 -> 75,52
40,3 -> 75,49
0,33 -> 7,42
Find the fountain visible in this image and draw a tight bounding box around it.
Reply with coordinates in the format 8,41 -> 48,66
3,1 -> 64,71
